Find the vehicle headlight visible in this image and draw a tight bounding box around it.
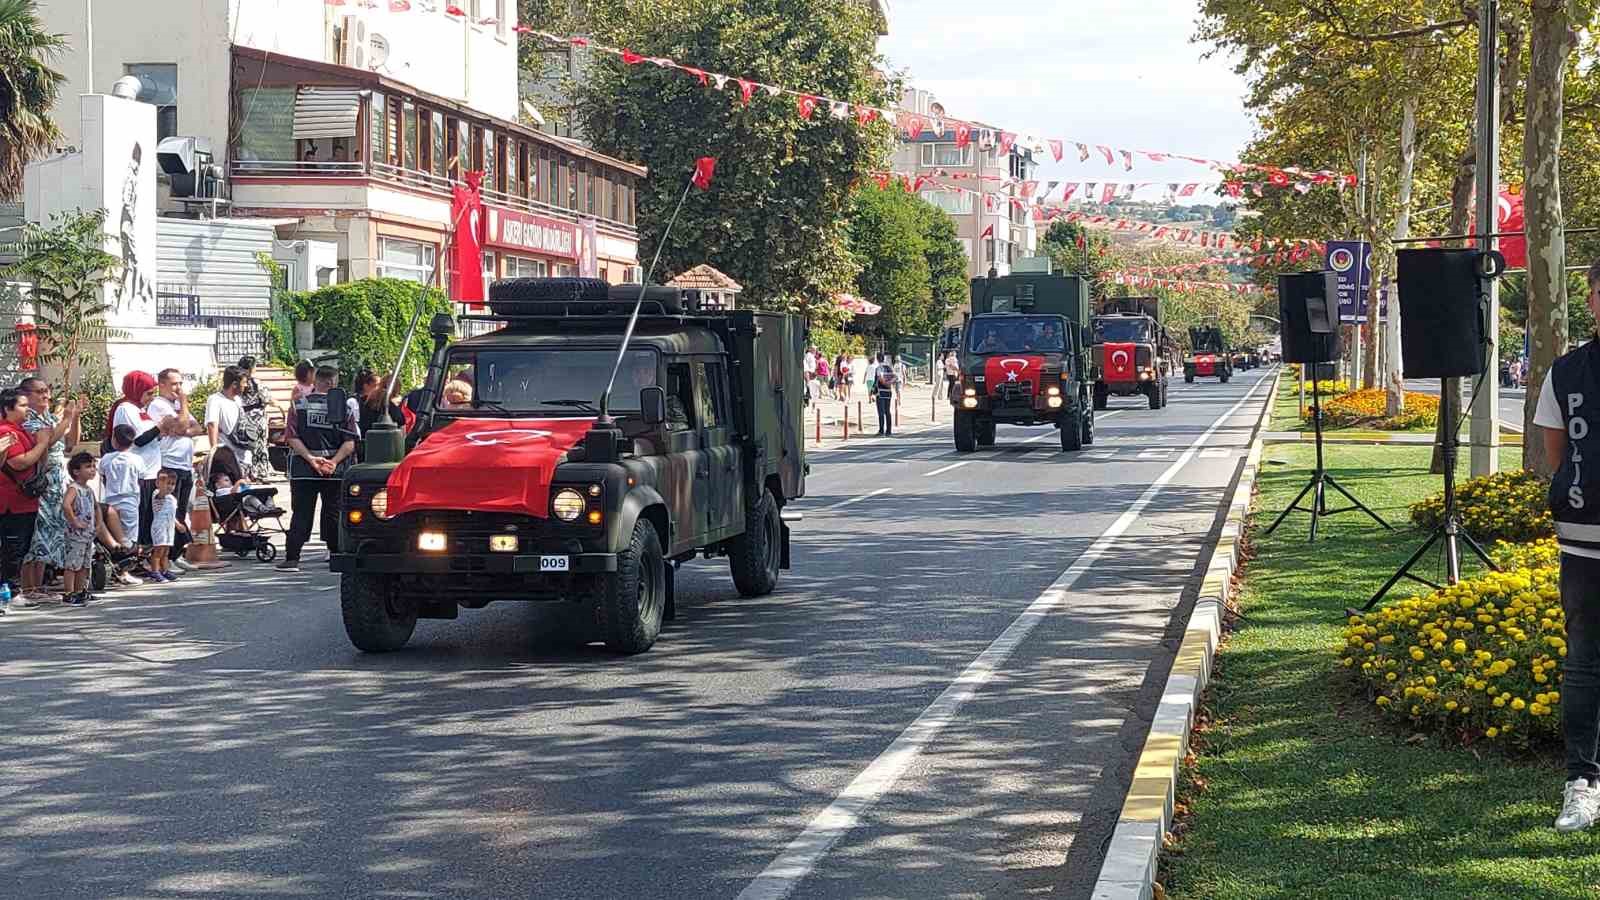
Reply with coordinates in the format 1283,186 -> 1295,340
963,387 -> 977,397
369,488 -> 391,520
1047,385 -> 1061,396
552,488 -> 586,522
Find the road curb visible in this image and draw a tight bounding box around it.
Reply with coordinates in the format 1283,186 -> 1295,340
1089,368 -> 1280,900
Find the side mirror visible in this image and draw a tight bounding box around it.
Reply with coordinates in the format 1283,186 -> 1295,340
429,313 -> 455,338
324,387 -> 348,426
640,386 -> 667,426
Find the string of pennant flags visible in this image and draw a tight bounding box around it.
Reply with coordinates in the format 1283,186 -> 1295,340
878,172 -> 1339,207
1107,272 -> 1272,296
322,2 -> 1353,184
1039,210 -> 1323,256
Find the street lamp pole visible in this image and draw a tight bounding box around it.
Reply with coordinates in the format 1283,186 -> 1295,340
1470,0 -> 1501,476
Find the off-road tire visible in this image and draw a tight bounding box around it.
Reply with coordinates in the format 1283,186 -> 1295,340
977,420 -> 996,447
1148,383 -> 1162,410
595,519 -> 666,654
954,411 -> 977,452
341,573 -> 416,653
1060,408 -> 1083,451
730,489 -> 781,597
491,276 -> 610,302
1220,370 -> 1231,384
1094,384 -> 1109,410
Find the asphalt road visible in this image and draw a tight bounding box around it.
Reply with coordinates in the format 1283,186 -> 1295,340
1402,378 -> 1526,432
0,368 -> 1275,900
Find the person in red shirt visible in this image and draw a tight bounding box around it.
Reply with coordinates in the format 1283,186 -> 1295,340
0,388 -> 70,602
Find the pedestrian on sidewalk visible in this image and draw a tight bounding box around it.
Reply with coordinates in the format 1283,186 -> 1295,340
278,365 -> 359,572
835,355 -> 851,401
943,351 -> 961,401
61,452 -> 100,606
871,353 -> 897,436
1539,259 -> 1600,834
147,469 -> 181,583
18,378 -> 84,601
237,356 -> 277,483
148,368 -> 204,573
205,365 -> 251,477
0,389 -> 58,607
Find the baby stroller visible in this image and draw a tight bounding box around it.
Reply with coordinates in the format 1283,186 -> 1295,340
211,485 -> 288,562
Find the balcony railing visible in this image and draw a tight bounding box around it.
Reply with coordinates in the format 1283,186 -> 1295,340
231,158 -> 638,235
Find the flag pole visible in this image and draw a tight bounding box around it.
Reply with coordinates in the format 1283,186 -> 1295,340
597,166 -> 703,422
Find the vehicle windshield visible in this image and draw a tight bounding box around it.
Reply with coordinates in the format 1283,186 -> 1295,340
1093,318 -> 1152,344
967,316 -> 1067,354
438,348 -> 657,415
1191,331 -> 1226,353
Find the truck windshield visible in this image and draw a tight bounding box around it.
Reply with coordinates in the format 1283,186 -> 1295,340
438,348 -> 658,415
968,316 -> 1067,353
1094,318 -> 1151,344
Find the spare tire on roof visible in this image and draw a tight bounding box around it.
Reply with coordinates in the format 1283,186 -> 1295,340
490,277 -> 611,302
607,284 -> 687,315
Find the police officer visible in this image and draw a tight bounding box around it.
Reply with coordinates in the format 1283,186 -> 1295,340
1538,260 -> 1600,833
277,365 -> 359,572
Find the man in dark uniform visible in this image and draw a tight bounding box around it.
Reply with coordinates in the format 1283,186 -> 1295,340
1539,260 -> 1600,833
277,365 -> 359,572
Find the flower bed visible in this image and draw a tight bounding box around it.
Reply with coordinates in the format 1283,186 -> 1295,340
1343,566 -> 1566,746
1310,387 -> 1439,430
1411,469 -> 1553,544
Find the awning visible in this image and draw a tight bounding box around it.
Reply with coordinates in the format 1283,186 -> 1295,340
292,87 -> 363,140
834,293 -> 882,316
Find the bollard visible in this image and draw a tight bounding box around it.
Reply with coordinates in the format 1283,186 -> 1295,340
815,405 -> 822,444
895,392 -> 901,428
843,403 -> 849,441
857,401 -> 863,435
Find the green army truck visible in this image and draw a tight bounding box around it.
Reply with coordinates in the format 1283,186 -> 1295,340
951,270 -> 1097,452
332,277 -> 807,655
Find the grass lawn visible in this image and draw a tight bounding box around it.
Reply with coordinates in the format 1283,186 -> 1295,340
1163,441 -> 1600,899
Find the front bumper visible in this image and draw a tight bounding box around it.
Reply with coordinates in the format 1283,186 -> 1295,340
331,551 -> 619,575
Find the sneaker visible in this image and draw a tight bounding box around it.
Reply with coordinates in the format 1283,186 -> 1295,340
1556,779 -> 1600,833
171,558 -> 196,573
275,560 -> 301,572
9,595 -> 38,610
157,572 -> 178,583
80,592 -> 98,605
60,592 -> 86,608
118,570 -> 142,587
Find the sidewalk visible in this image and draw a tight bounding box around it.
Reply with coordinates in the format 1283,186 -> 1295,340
805,380 -> 949,451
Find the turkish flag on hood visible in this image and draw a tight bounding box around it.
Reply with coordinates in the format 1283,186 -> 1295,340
983,355 -> 1046,395
1102,343 -> 1137,382
384,418 -> 596,518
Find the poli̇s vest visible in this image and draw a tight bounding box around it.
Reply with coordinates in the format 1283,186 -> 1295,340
1549,339 -> 1600,557
290,393 -> 351,480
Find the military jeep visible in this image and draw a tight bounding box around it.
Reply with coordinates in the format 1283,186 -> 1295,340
331,277 -> 807,654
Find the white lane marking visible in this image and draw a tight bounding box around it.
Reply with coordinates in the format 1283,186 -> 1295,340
822,487 -> 891,511
1138,448 -> 1174,460
924,461 -> 970,478
736,373 -> 1273,900
1200,447 -> 1232,459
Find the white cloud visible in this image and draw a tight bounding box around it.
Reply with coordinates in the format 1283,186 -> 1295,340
879,0 -> 1256,186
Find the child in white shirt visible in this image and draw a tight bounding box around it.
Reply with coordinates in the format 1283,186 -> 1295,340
99,425 -> 142,550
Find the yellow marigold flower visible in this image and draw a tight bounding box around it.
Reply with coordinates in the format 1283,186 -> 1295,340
1411,649 -> 1426,661
1493,697 -> 1506,707
1386,672 -> 1398,682
1512,698 -> 1527,711
1425,676 -> 1437,686
1376,696 -> 1391,707
1445,700 -> 1458,711
1364,642 -> 1376,651
1486,727 -> 1500,738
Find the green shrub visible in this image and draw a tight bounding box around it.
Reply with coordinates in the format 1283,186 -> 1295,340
282,278 -> 452,389
186,376 -> 219,422
73,362 -> 116,444
1410,470 -> 1553,544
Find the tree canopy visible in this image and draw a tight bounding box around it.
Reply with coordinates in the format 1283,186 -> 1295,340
0,0 -> 67,200
845,183 -> 966,340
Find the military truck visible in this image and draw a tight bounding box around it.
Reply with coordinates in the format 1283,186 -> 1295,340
1091,296 -> 1171,410
951,270 -> 1096,452
1184,325 -> 1233,383
331,277 -> 806,655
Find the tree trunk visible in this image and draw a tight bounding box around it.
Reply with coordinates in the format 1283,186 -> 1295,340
1431,137 -> 1478,474
1522,0 -> 1579,476
1387,91 -> 1419,417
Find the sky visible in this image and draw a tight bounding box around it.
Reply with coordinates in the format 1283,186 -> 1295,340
877,0 -> 1258,199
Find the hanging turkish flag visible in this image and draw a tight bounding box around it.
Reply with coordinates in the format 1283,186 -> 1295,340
1076,143 -> 1091,162
1061,183 -> 1079,201
1178,183 -> 1199,197
1100,184 -> 1117,204
683,66 -> 708,86
1121,150 -> 1135,171
998,132 -> 1017,157
1497,189 -> 1527,269
855,106 -> 878,125
1019,180 -> 1039,200
1224,181 -> 1243,197
735,79 -> 755,105
1145,152 -> 1169,163
1048,140 -> 1064,162
388,0 -> 410,9
620,48 -> 646,64
692,156 -> 717,191
449,171 -> 485,307
1268,170 -> 1290,188
906,115 -> 925,139
444,3 -> 464,13
955,123 -> 972,150
1096,146 -> 1115,165
14,324 -> 37,372
980,224 -> 995,240
796,94 -> 819,119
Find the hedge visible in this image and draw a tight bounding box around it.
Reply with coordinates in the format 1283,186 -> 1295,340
282,278 -> 452,389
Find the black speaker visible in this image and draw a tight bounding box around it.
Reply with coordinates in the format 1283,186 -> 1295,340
1278,271 -> 1341,364
1397,249 -> 1488,378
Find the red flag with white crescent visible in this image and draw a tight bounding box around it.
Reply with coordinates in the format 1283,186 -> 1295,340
1048,139 -> 1064,162
955,123 -> 971,149
385,418 -> 597,519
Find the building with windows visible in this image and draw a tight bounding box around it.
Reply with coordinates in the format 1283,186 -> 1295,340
35,0 -> 643,303
891,87 -> 1038,308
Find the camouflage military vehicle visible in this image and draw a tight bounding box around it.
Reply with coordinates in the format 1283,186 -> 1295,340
331,277 -> 806,655
952,271 -> 1096,452
1092,296 -> 1172,410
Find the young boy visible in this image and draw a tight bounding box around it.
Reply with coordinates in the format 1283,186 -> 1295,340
61,452 -> 100,606
99,424 -> 140,551
147,469 -> 184,583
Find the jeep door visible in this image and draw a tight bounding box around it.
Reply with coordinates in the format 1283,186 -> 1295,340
660,359 -> 708,553
694,357 -> 743,538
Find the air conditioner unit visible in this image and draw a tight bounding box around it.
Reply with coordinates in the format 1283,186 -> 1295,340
339,16 -> 368,69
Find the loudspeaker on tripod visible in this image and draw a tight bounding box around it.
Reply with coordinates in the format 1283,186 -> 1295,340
1396,248 -> 1502,379
1278,271 -> 1341,365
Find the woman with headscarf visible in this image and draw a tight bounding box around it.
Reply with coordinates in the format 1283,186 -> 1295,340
236,356 -> 277,482
107,371 -> 168,549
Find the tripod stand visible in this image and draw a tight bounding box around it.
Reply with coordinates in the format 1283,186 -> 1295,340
1360,380 -> 1497,611
1264,374 -> 1392,541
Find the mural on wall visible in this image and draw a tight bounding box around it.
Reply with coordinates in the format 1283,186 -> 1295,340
116,142 -> 154,310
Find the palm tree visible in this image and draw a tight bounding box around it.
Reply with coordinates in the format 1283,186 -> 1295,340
0,0 -> 66,201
